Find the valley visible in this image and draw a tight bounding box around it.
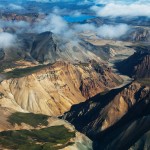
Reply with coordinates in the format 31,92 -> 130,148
0,0 -> 149,150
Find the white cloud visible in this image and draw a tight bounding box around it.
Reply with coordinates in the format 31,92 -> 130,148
91,1 -> 150,17
32,14 -> 76,39
27,0 -> 50,2
35,14 -> 68,34
77,0 -> 93,5
95,0 -> 136,4
73,23 -> 129,39
97,24 -> 129,39
73,23 -> 97,32
71,11 -> 82,17
52,7 -> 68,15
0,13 -> 73,38
0,20 -> 30,33
27,0 -> 76,3
8,4 -> 24,10
0,32 -> 17,49
51,7 -> 82,16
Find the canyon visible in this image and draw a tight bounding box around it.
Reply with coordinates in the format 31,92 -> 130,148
0,1 -> 150,150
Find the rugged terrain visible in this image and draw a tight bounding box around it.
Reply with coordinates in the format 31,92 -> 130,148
122,27 -> 150,42
116,47 -> 150,79
0,1 -> 150,150
63,81 -> 150,150
0,107 -> 92,150
0,31 -> 105,64
0,61 -> 122,116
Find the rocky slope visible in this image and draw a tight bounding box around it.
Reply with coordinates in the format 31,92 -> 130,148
0,61 -> 122,116
116,49 -> 150,79
122,27 -> 150,42
63,81 -> 150,150
1,31 -> 103,64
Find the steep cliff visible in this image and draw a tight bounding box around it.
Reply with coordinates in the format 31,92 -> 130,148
116,50 -> 150,79
0,61 -> 122,116
63,82 -> 150,150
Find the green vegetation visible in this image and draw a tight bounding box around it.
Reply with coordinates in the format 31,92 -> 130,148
74,62 -> 89,67
8,112 -> 49,128
0,58 -> 54,79
0,60 -> 18,73
0,126 -> 75,150
4,63 -> 53,79
5,65 -> 46,78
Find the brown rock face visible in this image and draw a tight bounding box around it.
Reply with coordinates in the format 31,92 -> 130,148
134,54 -> 150,78
0,61 -> 122,116
116,50 -> 150,78
64,82 -> 150,139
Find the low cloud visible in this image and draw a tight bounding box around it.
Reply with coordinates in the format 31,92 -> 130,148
74,23 -> 129,39
97,24 -> 129,39
34,14 -> 68,34
33,14 -> 76,39
95,0 -> 135,5
27,0 -> 50,2
0,14 -> 72,38
0,32 -> 17,49
77,0 -> 93,5
52,7 -> 68,15
0,10 -> 130,41
91,2 -> 150,17
27,0 -> 76,3
51,7 -> 82,16
8,4 -> 24,10
73,23 -> 97,32
0,20 -> 30,33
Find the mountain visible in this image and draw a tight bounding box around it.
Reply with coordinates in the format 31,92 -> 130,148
116,48 -> 150,79
20,32 -> 103,64
0,1 -> 150,150
121,27 -> 150,42
63,81 -> 150,150
86,17 -> 150,27
0,61 -> 122,116
0,31 -> 104,64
